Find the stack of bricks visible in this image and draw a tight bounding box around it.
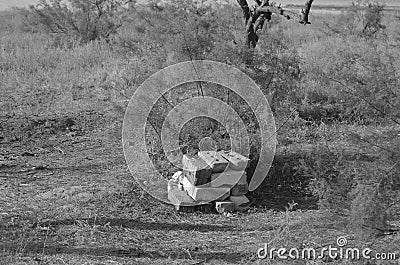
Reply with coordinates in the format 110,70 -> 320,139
168,150 -> 250,213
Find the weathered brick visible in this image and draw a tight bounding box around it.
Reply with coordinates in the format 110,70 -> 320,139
167,180 -> 178,193
196,203 -> 214,213
182,155 -> 212,185
181,176 -> 230,201
168,182 -> 212,212
229,195 -> 250,210
210,170 -> 247,188
175,205 -> 195,212
175,202 -> 213,213
198,151 -> 228,173
175,203 -> 214,212
168,182 -> 196,206
219,151 -> 249,171
215,201 -> 235,213
170,171 -> 183,182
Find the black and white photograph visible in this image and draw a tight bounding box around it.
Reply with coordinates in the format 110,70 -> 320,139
0,0 -> 399,264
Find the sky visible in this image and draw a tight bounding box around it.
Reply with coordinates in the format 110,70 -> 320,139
0,0 -> 399,11
0,0 -> 38,10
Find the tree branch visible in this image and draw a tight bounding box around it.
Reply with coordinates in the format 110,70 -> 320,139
237,0 -> 314,50
254,14 -> 267,31
257,6 -> 300,22
236,0 -> 250,24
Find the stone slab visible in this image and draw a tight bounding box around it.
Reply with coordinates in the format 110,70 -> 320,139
195,203 -> 214,213
210,170 -> 247,188
168,182 -> 212,212
219,151 -> 249,171
167,180 -> 175,193
168,182 -> 196,206
182,155 -> 212,185
181,176 -> 230,202
198,151 -> 229,173
215,201 -> 235,213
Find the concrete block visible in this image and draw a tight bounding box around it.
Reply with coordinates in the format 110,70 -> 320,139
196,203 -> 214,213
167,180 -> 175,193
231,182 -> 249,196
219,151 -> 249,171
182,155 -> 212,185
168,171 -> 183,192
181,176 -> 230,202
175,203 -> 214,213
176,202 -> 214,213
229,195 -> 250,210
175,205 -> 196,212
171,171 -> 183,182
210,170 -> 247,188
198,151 -> 228,173
168,182 -> 212,212
215,201 -> 235,213
168,181 -> 196,206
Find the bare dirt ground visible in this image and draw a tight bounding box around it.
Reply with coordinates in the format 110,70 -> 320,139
1,113 -> 399,264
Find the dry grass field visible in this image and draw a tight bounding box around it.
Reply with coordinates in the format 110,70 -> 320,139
1,1 -> 400,264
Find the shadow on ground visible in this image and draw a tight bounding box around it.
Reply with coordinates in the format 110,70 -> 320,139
1,242 -> 252,263
246,153 -> 319,211
1,219 -> 246,262
32,218 -> 235,232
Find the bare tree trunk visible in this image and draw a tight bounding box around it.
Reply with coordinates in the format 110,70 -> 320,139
237,0 -> 314,49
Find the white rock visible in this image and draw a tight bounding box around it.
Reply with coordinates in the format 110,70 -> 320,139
219,151 -> 250,171
170,171 -> 183,183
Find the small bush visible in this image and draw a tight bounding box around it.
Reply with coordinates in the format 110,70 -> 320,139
301,130 -> 400,237
324,0 -> 386,37
299,35 -> 400,124
350,183 -> 388,237
24,0 -> 129,45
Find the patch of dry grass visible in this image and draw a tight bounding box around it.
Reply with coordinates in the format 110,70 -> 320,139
1,116 -> 399,264
0,10 -> 399,264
